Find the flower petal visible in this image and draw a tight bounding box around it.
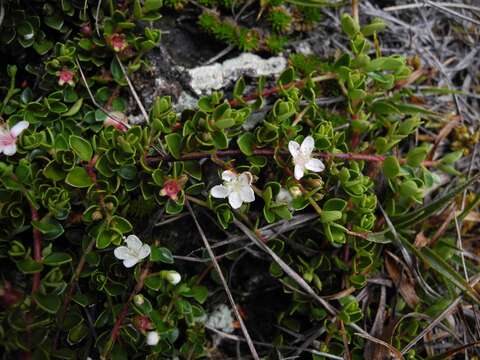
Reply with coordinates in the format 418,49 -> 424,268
294,164 -> 304,180
138,244 -> 151,260
239,185 -> 255,203
114,246 -> 131,260
300,136 -> 315,156
210,185 -> 230,199
276,188 -> 292,204
221,170 -> 237,182
123,258 -> 139,268
228,191 -> 243,209
305,158 -> 325,173
238,172 -> 253,186
126,234 -> 143,251
288,140 -> 300,157
2,144 -> 17,156
10,121 -> 29,138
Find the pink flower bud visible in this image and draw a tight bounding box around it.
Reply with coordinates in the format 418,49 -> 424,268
108,33 -> 127,52
160,179 -> 181,201
57,68 -> 75,86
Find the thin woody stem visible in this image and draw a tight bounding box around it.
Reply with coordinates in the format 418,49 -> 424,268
29,204 -> 41,294
228,73 -> 336,107
102,265 -> 150,358
146,149 -> 438,167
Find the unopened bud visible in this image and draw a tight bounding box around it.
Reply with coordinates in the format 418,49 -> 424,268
92,210 -> 103,221
134,294 -> 144,306
289,186 -> 302,198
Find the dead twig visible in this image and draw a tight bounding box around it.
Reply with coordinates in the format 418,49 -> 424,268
186,202 -> 260,360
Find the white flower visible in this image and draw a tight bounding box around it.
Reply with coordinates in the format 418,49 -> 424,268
163,270 -> 181,285
146,331 -> 160,346
113,235 -> 151,268
288,136 -> 325,180
0,121 -> 29,156
275,188 -> 294,210
210,170 -> 255,209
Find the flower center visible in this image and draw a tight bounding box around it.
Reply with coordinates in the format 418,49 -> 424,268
0,131 -> 15,146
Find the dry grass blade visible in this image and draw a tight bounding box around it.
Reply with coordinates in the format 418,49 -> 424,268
233,217 -> 337,316
114,55 -> 150,123
205,325 -> 344,359
186,202 -> 260,360
355,332 -> 405,360
233,217 -> 387,352
385,253 -> 420,309
75,57 -> 130,130
401,275 -> 480,354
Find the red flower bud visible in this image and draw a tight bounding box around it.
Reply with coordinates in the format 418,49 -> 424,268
0,281 -> 23,307
108,33 -> 127,52
133,315 -> 153,333
80,23 -> 93,37
160,179 -> 181,201
57,68 -> 75,86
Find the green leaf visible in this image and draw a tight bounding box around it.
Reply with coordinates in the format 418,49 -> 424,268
16,258 -> 43,274
361,18 -> 386,36
237,132 -> 255,156
44,252 -> 72,266
33,293 -> 61,314
32,218 -> 64,240
69,135 -> 93,161
406,147 -> 428,167
320,210 -> 342,223
165,133 -> 182,159
144,0 -> 163,12
44,16 -> 64,30
215,118 -> 235,129
66,167 -> 93,188
17,21 -> 34,38
63,98 -> 83,117
391,175 -> 480,228
134,0 -> 143,18
323,198 -> 347,212
110,57 -> 126,85
233,77 -> 246,99
191,285 -> 208,304
212,131 -> 228,149
96,229 -> 114,249
145,275 -> 164,291
341,13 -> 360,37
365,57 -> 404,72
150,246 -> 174,263
383,156 -> 400,179
110,215 -> 133,234
33,39 -> 53,55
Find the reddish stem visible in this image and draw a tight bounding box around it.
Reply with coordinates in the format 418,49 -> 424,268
105,265 -> 150,356
30,204 -> 42,294
228,79 -> 305,107
145,149 -> 437,167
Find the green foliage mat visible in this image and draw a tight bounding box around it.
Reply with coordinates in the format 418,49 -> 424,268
0,1 -> 479,359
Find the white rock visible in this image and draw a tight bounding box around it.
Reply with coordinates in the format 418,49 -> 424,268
205,304 -> 235,333
188,53 -> 287,95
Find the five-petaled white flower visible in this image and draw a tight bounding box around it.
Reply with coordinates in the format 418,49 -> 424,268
288,136 -> 325,180
210,170 -> 255,209
146,331 -> 160,346
114,235 -> 151,268
0,121 -> 29,156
